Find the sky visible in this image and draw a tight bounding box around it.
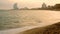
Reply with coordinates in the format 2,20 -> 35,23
0,0 -> 60,9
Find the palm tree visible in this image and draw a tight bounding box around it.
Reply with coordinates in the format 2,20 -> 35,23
13,3 -> 19,10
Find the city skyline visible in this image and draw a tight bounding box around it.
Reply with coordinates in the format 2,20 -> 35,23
0,0 -> 60,9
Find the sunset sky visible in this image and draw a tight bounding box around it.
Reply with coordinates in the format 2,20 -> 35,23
0,0 -> 60,9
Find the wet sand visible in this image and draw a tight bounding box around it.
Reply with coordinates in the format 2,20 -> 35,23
19,22 -> 60,34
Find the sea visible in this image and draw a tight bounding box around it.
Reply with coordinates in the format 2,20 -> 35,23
0,10 -> 60,30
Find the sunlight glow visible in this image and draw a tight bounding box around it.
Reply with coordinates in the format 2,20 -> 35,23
0,0 -> 60,9
8,0 -> 60,6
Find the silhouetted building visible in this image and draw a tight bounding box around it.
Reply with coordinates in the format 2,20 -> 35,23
42,3 -> 47,9
13,3 -> 19,10
54,4 -> 60,9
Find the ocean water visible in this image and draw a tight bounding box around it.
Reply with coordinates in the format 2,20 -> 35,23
0,10 -> 60,30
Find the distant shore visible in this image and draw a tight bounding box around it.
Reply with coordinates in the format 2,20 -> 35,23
0,9 -> 60,11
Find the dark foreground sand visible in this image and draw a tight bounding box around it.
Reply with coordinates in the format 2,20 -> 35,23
19,22 -> 60,34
